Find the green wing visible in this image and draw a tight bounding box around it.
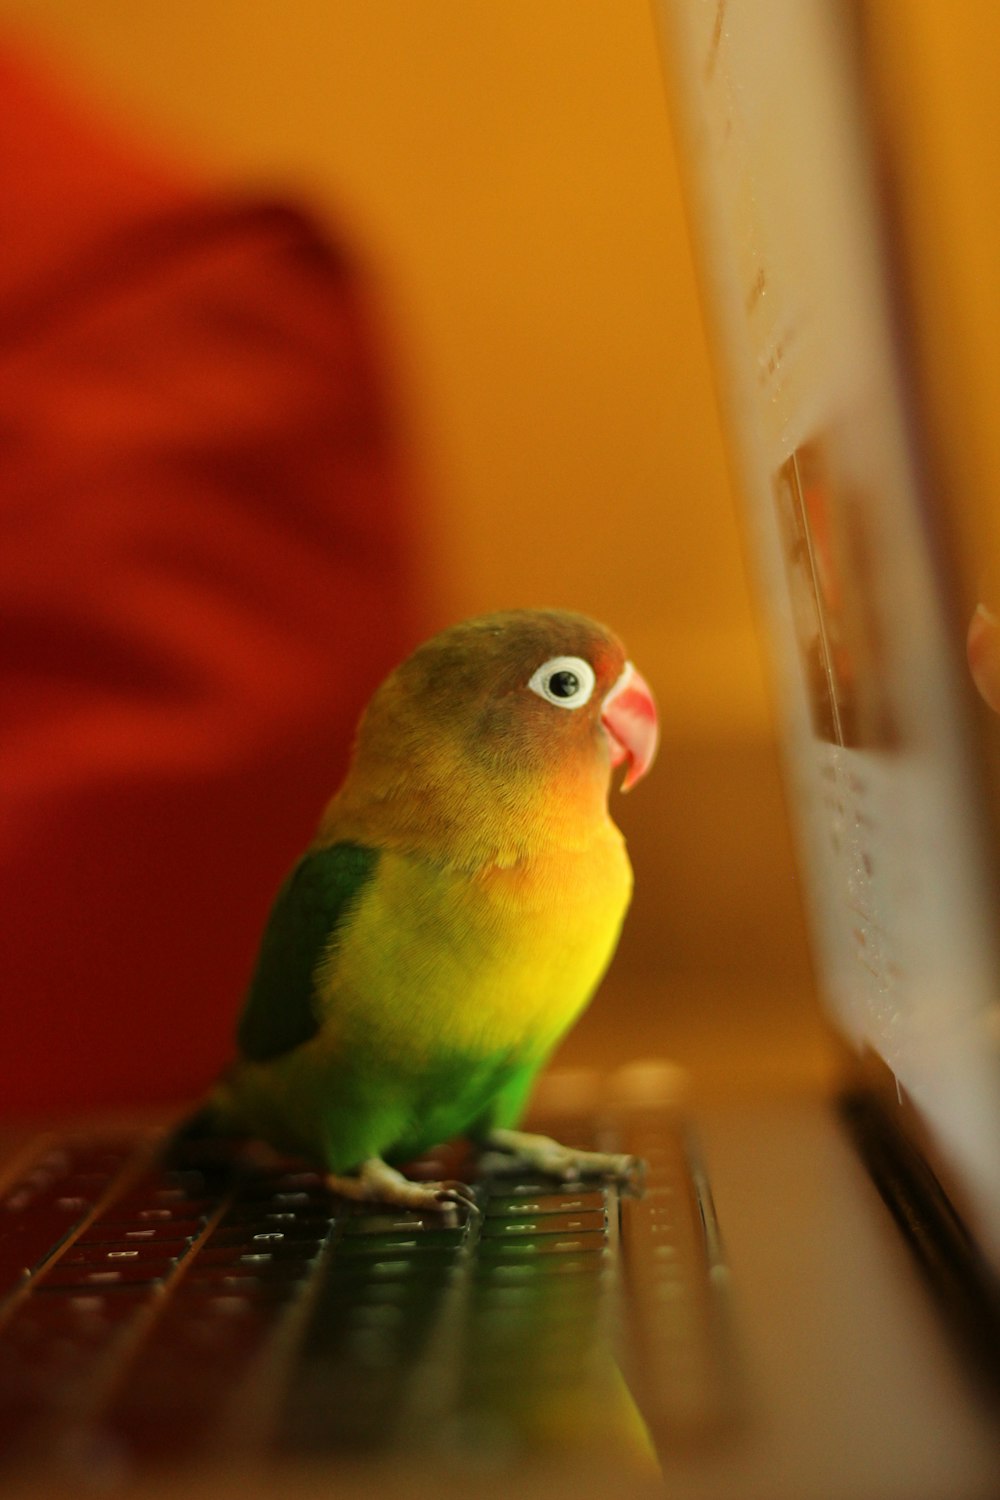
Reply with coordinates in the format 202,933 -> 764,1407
236,842 -> 380,1064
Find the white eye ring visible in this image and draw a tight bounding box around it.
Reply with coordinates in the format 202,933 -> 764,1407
527,655 -> 596,710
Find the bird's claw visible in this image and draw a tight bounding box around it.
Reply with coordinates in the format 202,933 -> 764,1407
433,1178 -> 480,1207
432,1179 -> 482,1220
594,1151 -> 643,1185
326,1159 -> 480,1222
609,1154 -> 646,1194
480,1130 -> 644,1188
537,1148 -> 640,1184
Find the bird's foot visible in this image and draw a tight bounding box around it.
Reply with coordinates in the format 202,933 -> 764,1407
326,1157 -> 480,1225
480,1128 -> 642,1187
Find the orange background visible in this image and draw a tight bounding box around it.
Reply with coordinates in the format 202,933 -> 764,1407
11,1 -> 994,1101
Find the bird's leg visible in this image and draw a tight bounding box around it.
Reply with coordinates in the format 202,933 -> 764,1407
325,1157 -> 480,1223
479,1128 -> 641,1186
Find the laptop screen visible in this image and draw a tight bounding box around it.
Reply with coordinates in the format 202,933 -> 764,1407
655,0 -> 1000,1262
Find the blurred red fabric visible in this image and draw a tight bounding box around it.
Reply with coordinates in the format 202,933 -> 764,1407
0,48 -> 419,1113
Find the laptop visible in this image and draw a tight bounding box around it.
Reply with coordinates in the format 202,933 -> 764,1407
2,4 -> 1000,1495
649,0 -> 1000,1493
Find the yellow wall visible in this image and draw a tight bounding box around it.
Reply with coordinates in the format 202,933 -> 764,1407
7,1 -> 999,1097
0,1 -> 766,711
0,1 -> 823,1092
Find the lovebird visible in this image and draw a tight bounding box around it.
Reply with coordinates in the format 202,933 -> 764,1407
203,609 -> 658,1215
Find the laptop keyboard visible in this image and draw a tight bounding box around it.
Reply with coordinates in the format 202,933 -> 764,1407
0,1099 -> 732,1478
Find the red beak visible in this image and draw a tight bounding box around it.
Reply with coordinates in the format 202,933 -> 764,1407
601,662 -> 658,792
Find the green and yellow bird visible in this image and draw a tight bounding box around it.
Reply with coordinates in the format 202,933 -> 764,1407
206,609 -> 658,1214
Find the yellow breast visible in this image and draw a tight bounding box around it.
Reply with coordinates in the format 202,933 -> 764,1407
318,828 -> 632,1063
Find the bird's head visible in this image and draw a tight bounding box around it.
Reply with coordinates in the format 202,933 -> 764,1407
354,609 -> 657,804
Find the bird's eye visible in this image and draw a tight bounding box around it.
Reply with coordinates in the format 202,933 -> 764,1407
527,655 -> 596,710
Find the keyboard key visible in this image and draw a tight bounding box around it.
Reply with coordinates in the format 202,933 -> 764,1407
477,1231 -> 606,1257
180,1262 -> 315,1290
481,1210 -> 605,1237
341,1212 -> 453,1235
194,1241 -> 325,1269
172,1273 -> 299,1303
77,1218 -> 202,1245
206,1219 -> 331,1247
38,1258 -> 177,1290
56,1241 -> 185,1267
223,1199 -> 333,1231
335,1229 -> 465,1257
0,1141 -> 138,1298
486,1190 -> 607,1216
475,1254 -> 608,1282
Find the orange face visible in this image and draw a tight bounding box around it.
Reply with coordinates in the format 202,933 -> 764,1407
386,608 -> 658,798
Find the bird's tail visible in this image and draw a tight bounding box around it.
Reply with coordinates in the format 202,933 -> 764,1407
162,1073 -> 247,1166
